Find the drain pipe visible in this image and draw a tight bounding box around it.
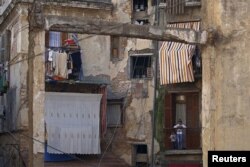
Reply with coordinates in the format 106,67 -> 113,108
151,0 -> 160,166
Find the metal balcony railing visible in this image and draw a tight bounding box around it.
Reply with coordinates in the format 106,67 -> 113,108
159,0 -> 201,7
165,127 -> 201,150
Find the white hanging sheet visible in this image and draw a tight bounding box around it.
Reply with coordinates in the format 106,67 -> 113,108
45,92 -> 102,154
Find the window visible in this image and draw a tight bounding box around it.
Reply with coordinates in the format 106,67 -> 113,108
132,0 -> 149,25
130,55 -> 152,79
133,0 -> 148,11
110,36 -> 119,59
45,31 -> 68,48
107,102 -> 123,127
110,36 -> 127,61
132,144 -> 148,166
0,30 -> 11,62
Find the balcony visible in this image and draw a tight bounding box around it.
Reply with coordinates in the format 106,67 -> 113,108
164,128 -> 201,150
159,127 -> 202,166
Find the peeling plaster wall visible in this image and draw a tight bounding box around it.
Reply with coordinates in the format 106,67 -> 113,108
8,7 -> 29,129
1,0 -> 157,166
44,5 -> 112,20
110,1 -> 156,165
0,5 -> 30,167
76,1 -> 157,164
202,0 -> 250,166
79,34 -> 110,76
111,0 -> 131,22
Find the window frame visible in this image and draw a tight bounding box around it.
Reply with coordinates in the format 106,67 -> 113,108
106,100 -> 124,128
129,53 -> 153,79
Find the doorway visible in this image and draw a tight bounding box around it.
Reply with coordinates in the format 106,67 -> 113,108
164,92 -> 201,150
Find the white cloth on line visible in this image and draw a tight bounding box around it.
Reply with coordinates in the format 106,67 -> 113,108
45,92 -> 102,154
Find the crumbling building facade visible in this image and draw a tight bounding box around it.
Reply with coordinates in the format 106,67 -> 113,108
0,1 -> 249,167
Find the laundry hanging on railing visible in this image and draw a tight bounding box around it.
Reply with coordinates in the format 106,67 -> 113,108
45,92 -> 102,154
159,21 -> 200,85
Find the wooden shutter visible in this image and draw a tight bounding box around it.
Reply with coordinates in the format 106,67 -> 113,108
61,32 -> 68,46
186,92 -> 200,149
45,31 -> 50,48
0,30 -> 11,62
165,93 -> 174,149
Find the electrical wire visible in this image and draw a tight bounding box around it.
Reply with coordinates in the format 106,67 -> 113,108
2,0 -> 190,68
5,130 -> 85,162
0,1 -> 193,166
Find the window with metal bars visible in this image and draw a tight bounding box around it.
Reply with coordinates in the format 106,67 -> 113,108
133,0 -> 148,12
130,55 -> 152,79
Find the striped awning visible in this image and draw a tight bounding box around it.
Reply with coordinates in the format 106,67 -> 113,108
159,21 -> 200,85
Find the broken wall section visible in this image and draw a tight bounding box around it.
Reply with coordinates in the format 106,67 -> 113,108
75,1 -> 157,165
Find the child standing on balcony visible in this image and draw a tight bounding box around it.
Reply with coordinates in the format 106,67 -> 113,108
169,131 -> 177,149
174,119 -> 187,149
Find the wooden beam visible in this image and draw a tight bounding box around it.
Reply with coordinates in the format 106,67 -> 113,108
45,16 -> 207,44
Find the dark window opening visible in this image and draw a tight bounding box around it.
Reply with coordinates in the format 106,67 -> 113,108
133,0 -> 148,11
192,47 -> 202,77
134,19 -> 149,25
132,144 -> 148,167
136,144 -> 148,154
131,55 -> 152,79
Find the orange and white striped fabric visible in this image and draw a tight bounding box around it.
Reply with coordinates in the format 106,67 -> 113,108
159,21 -> 200,85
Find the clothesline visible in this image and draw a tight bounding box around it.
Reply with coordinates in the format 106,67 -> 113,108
45,47 -> 83,81
47,46 -> 81,53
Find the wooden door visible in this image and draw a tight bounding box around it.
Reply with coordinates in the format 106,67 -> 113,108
185,92 -> 200,149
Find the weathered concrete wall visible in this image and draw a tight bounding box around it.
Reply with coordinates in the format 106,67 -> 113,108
79,35 -> 110,76
78,1 -> 157,165
202,0 -> 250,166
44,4 -> 112,20
1,1 -> 157,166
8,6 -> 29,129
0,4 -> 30,167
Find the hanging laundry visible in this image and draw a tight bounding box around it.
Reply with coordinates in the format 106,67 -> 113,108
54,52 -> 68,79
69,51 -> 83,80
